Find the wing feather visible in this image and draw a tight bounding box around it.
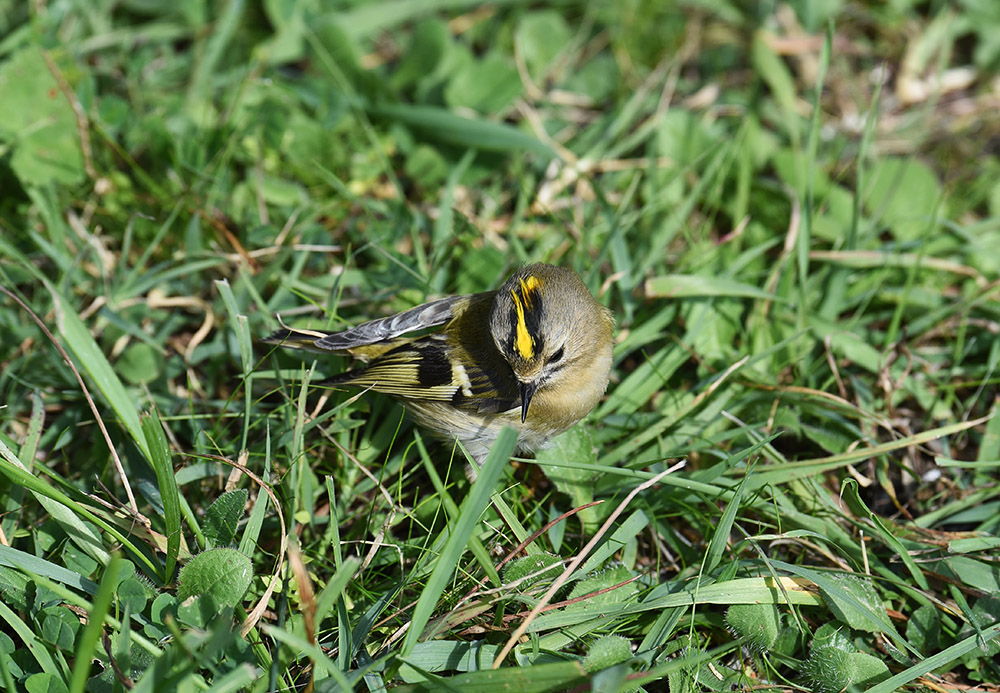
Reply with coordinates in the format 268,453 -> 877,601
315,296 -> 467,350
330,339 -> 457,400
329,337 -> 520,413
263,295 -> 472,354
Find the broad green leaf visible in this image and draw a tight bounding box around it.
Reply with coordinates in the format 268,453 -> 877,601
0,47 -> 85,186
536,427 -> 598,528
799,647 -> 854,693
817,573 -> 884,633
726,604 -> 780,651
118,343 -> 162,385
906,603 -> 940,654
444,52 -> 520,113
583,635 -> 632,673
567,565 -> 639,607
397,659 -> 587,691
865,157 -> 944,241
503,554 -> 562,588
396,640 -> 502,682
25,673 -> 70,693
176,548 -> 252,608
516,11 -> 571,79
203,489 -> 248,549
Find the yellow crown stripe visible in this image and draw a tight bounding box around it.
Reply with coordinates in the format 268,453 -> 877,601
510,290 -> 534,358
510,275 -> 541,359
520,276 -> 540,301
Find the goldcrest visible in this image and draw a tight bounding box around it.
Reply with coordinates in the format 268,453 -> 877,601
264,263 -> 614,462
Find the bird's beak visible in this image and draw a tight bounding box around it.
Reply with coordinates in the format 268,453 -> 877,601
519,381 -> 538,423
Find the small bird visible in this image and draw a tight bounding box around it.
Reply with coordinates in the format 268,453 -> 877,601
263,263 -> 614,463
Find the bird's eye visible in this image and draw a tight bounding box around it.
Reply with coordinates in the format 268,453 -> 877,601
549,346 -> 565,363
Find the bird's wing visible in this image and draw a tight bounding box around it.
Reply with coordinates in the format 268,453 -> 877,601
330,337 -> 520,413
316,295 -> 468,349
263,295 -> 473,353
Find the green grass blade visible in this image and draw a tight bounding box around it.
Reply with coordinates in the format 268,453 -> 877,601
867,622 -> 1000,692
0,443 -> 157,576
369,104 -> 555,157
46,279 -> 150,460
645,274 -> 790,302
69,556 -> 121,693
401,427 -> 518,655
703,463 -> 752,576
314,557 -> 362,635
142,410 -> 181,584
0,544 -> 99,594
2,434 -> 110,565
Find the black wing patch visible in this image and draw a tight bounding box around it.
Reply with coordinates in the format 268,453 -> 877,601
416,341 -> 454,387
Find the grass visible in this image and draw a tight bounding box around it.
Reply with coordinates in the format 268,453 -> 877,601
1,1 -> 999,691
